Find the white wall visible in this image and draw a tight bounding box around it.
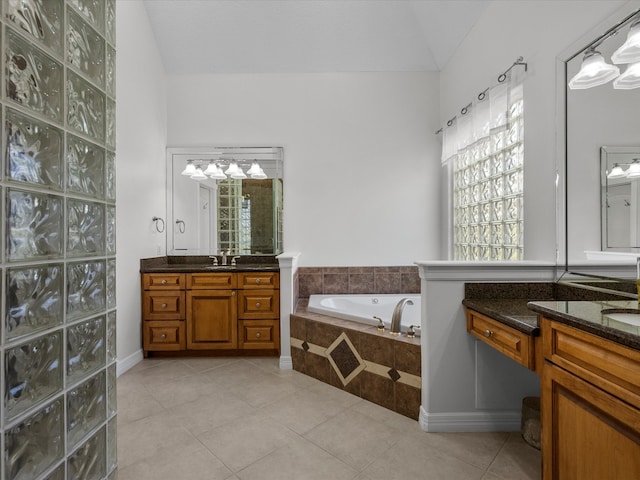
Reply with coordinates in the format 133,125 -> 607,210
166,72 -> 442,266
439,0 -> 629,262
116,1 -> 168,371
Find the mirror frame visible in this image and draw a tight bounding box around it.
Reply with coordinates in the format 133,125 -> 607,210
165,146 -> 284,256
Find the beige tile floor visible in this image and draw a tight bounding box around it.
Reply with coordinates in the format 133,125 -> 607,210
117,357 -> 541,480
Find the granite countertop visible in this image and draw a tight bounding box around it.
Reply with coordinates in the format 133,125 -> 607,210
527,299 -> 640,351
140,255 -> 279,273
462,299 -> 540,335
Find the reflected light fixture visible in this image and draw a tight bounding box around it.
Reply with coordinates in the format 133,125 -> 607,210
613,61 -> 640,89
607,163 -> 627,178
181,160 -> 196,176
626,159 -> 640,178
569,49 -> 620,89
612,19 -> 640,64
190,166 -> 207,180
183,159 -> 269,181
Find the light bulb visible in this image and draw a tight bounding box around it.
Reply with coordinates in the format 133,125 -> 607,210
204,162 -> 217,175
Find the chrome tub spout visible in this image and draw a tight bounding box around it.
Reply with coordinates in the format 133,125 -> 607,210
390,298 -> 414,335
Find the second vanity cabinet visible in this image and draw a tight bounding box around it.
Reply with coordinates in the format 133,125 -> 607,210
541,317 -> 640,479
142,270 -> 280,356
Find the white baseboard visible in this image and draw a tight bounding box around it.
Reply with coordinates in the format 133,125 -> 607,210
279,355 -> 293,370
117,349 -> 144,377
419,406 -> 521,432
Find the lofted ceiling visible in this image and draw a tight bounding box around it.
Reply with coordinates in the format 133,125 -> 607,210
142,0 -> 489,74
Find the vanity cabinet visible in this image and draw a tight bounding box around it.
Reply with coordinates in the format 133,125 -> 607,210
186,273 -> 238,350
541,318 -> 640,479
142,273 -> 186,354
141,271 -> 279,356
237,272 -> 280,350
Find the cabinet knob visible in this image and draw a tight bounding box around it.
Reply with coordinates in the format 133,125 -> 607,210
160,333 -> 167,339
484,329 -> 493,338
161,279 -> 167,285
161,303 -> 167,309
256,332 -> 262,338
232,291 -> 236,296
255,278 -> 261,284
256,302 -> 261,308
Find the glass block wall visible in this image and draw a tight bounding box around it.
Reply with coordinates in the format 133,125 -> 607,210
452,98 -> 524,261
1,1 -> 117,479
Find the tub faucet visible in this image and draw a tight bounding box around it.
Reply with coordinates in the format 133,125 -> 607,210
390,298 -> 414,336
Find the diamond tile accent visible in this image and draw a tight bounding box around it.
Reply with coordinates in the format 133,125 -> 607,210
387,368 -> 401,382
326,333 -> 365,386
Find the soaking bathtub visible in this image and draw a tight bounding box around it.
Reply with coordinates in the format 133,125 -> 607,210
307,293 -> 421,336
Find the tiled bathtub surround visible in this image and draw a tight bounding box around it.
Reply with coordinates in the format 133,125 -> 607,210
298,266 -> 420,298
291,302 -> 421,420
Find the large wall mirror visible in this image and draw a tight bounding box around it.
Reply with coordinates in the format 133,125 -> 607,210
562,5 -> 640,292
166,146 -> 283,256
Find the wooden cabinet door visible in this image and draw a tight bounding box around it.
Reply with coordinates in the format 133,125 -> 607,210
542,362 -> 640,480
186,289 -> 237,349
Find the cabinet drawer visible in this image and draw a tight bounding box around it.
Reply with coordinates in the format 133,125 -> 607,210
237,290 -> 280,319
143,321 -> 185,351
238,272 -> 279,289
239,320 -> 280,350
187,273 -> 236,289
143,291 -> 185,320
466,309 -> 535,370
542,318 -> 640,410
142,273 -> 185,290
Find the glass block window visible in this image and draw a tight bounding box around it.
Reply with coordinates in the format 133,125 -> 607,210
445,70 -> 525,260
1,0 -> 117,477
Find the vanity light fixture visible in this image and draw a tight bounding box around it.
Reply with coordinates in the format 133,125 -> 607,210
569,49 -> 620,89
612,19 -> 640,64
613,61 -> 640,89
607,159 -> 640,179
183,159 -> 270,181
626,159 -> 640,178
190,166 -> 208,180
181,160 -> 197,176
607,163 -> 627,178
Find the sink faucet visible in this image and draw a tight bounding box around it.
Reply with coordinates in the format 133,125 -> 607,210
221,249 -> 230,265
390,298 -> 414,336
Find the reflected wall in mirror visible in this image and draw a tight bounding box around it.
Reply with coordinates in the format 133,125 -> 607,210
565,7 -> 640,267
601,146 -> 640,251
167,147 -> 283,255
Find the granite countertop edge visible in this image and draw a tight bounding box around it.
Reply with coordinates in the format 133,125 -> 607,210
141,264 -> 280,273
527,301 -> 640,351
